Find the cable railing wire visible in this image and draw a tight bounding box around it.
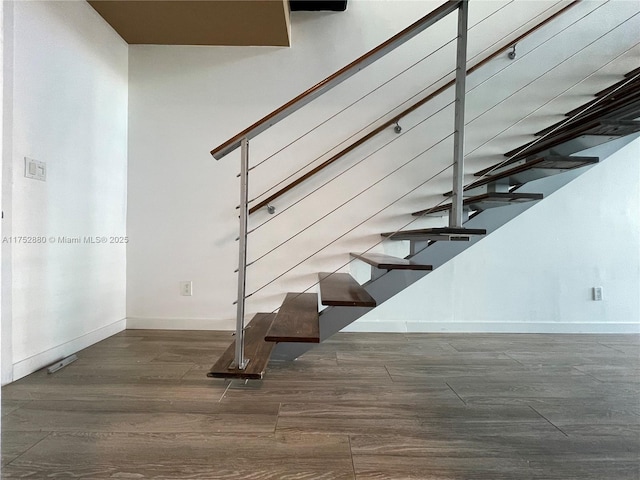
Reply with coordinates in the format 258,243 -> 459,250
246,98 -> 457,238
245,0 -> 517,175
251,63 -> 640,310
465,43 -> 640,159
465,10 -> 639,129
245,160 -> 455,300
245,0 -> 592,213
245,0 -> 603,236
246,131 -> 455,269
245,0 -> 577,203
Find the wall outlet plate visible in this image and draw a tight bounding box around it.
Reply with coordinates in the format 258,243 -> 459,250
180,281 -> 192,296
592,286 -> 603,301
25,157 -> 46,182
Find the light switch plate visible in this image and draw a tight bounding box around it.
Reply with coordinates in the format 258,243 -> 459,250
25,157 -> 46,181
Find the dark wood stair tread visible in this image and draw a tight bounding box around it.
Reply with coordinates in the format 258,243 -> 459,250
381,227 -> 486,241
413,192 -> 543,216
318,272 -> 376,307
474,155 -> 598,178
265,292 -> 320,343
451,155 -> 599,194
594,73 -> 640,99
511,103 -> 640,159
207,313 -> 276,380
350,252 -> 433,271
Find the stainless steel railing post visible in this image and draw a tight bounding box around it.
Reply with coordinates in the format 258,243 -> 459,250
450,0 -> 469,228
234,137 -> 250,370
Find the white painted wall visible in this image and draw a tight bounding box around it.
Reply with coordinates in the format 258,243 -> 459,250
127,0 -> 639,332
347,137 -> 640,333
1,0 -> 129,383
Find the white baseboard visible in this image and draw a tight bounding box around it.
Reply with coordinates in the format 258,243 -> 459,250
341,320 -> 410,333
126,317 -> 234,331
343,320 -> 640,334
11,318 -> 127,382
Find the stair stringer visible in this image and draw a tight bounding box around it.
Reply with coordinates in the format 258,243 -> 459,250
270,161 -> 595,362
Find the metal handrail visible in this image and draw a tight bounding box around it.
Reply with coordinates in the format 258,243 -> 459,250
210,0 -> 462,160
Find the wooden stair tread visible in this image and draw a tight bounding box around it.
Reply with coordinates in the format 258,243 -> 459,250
504,111 -> 640,160
595,73 -> 640,99
455,155 -> 599,194
207,313 -> 276,380
473,155 -> 598,178
625,66 -> 640,79
318,272 -> 376,307
350,252 -> 433,271
381,227 -> 486,241
265,293 -> 320,343
413,192 -> 543,216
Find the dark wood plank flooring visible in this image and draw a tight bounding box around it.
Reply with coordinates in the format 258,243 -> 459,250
2,330 -> 638,479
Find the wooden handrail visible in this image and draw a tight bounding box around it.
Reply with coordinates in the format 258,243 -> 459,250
248,0 -> 580,214
210,0 -> 462,160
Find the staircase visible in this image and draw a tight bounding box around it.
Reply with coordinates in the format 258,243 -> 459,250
208,1 -> 640,380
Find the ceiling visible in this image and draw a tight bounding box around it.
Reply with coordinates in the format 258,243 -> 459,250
88,0 -> 292,47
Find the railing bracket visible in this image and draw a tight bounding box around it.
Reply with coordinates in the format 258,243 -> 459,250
394,121 -> 402,134
508,44 -> 517,60
229,359 -> 250,370
266,204 -> 276,214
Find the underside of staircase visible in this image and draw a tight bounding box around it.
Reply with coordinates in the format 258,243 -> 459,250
209,64 -> 640,380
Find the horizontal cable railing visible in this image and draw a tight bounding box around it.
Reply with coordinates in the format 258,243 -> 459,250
246,0 -> 580,214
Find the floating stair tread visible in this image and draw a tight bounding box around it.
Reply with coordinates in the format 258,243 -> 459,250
594,75 -> 640,99
265,293 -> 320,343
318,272 -> 376,307
350,252 -> 433,271
381,227 -> 486,241
455,156 -> 599,194
511,113 -> 640,160
207,313 -> 276,380
413,193 -> 543,216
473,155 -> 598,178
625,66 -> 640,79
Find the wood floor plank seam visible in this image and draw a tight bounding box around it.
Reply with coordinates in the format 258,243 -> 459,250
348,434 -> 357,480
3,430 -> 54,468
446,382 -> 467,406
529,405 -> 569,437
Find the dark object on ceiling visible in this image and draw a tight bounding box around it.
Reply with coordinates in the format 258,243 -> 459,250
290,1 -> 347,12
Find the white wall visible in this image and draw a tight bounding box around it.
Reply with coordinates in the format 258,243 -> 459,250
1,0 -> 129,383
126,0 -> 572,328
127,0 -> 639,332
348,137 -> 640,333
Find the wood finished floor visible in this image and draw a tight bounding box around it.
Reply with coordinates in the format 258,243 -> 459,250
2,331 -> 639,479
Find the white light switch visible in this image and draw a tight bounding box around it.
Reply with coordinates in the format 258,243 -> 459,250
25,157 -> 46,182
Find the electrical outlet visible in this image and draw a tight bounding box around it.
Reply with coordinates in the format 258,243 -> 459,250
180,281 -> 192,296
592,286 -> 603,301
